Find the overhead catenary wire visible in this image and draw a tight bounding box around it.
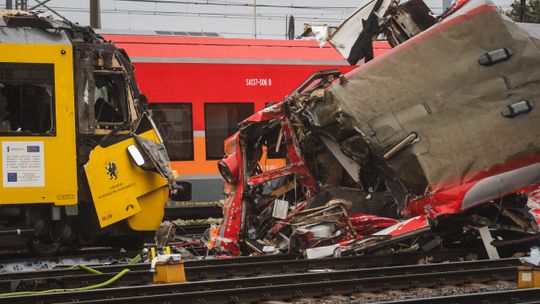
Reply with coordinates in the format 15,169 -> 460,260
108,0 -> 512,13
41,5 -> 350,22
0,1 -> 513,21
0,1 -> 514,16
112,0 -> 358,10
7,0 -> 356,22
0,1 -> 513,38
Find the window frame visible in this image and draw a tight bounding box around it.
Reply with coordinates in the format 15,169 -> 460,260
92,71 -> 130,128
0,62 -> 56,137
150,102 -> 194,161
204,102 -> 254,160
263,102 -> 286,159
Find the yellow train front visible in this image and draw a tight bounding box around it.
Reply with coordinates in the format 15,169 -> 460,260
0,11 -> 179,255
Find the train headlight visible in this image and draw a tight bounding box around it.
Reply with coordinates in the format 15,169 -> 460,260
218,154 -> 239,184
127,145 -> 146,167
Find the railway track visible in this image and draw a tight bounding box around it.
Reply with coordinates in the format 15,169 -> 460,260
0,248 -> 482,293
0,248 -> 138,264
0,252 -> 298,283
381,287 -> 540,304
2,257 -> 521,303
0,248 -> 140,274
0,223 -> 210,269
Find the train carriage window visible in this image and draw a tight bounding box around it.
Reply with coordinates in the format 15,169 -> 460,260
151,103 -> 194,161
205,103 -> 254,160
0,63 -> 55,135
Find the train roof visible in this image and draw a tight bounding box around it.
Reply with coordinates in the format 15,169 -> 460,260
0,10 -> 98,45
102,33 -> 390,65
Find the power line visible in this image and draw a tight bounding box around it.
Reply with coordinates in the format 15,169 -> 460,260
113,0 -> 358,10
109,0 -> 354,17
1,1 -> 514,38
45,5 -> 349,22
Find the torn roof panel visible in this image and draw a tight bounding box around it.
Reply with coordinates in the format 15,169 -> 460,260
327,0 -> 540,194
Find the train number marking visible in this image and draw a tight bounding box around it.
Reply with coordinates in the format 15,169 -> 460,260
246,78 -> 272,86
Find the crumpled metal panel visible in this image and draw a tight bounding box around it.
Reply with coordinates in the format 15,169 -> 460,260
326,0 -> 540,203
329,0 -> 393,64
211,0 -> 540,257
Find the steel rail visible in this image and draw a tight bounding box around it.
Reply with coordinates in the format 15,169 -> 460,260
4,262 -> 519,304
182,249 -> 484,281
0,248 -> 480,292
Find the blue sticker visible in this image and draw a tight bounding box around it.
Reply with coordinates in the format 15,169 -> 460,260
27,146 -> 40,152
7,173 -> 17,182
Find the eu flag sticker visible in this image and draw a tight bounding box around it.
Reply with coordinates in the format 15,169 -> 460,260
27,146 -> 40,152
7,173 -> 17,182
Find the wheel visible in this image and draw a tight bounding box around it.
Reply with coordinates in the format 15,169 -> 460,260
29,237 -> 62,256
28,222 -> 71,256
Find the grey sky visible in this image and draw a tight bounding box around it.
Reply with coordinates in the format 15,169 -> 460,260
3,0 -> 515,38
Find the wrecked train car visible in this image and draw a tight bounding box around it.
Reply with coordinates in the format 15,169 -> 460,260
210,0 -> 540,257
0,11 -> 189,255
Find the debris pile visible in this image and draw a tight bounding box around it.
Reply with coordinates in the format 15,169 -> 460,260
209,0 -> 540,257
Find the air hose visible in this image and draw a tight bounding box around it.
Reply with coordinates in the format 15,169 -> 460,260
0,268 -> 130,297
129,253 -> 142,264
70,264 -> 103,274
0,252 -> 142,297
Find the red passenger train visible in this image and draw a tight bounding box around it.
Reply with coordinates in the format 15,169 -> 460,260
104,32 -> 390,202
